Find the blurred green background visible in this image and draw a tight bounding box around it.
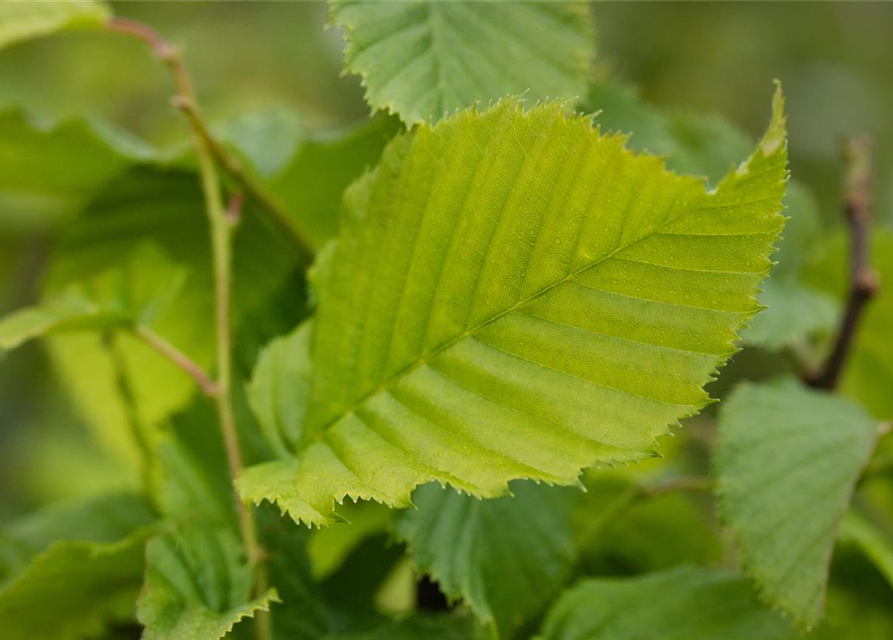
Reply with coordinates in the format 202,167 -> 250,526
1,1 -> 892,517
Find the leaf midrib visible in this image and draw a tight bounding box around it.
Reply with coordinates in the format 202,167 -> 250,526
311,184 -> 710,439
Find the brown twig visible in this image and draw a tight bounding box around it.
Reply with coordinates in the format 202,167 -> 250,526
806,135 -> 879,391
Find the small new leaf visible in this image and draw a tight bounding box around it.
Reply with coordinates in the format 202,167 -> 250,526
715,378 -> 880,630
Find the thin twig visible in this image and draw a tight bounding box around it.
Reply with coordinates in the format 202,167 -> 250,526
133,326 -> 219,398
108,17 -> 271,640
807,135 -> 879,390
171,96 -> 314,264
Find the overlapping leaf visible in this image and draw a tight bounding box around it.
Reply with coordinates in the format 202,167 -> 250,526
330,0 -> 594,124
392,481 -> 578,635
138,525 -> 277,640
715,378 -> 879,629
0,494 -> 156,640
0,0 -> 110,51
537,566 -> 797,640
240,89 -> 788,526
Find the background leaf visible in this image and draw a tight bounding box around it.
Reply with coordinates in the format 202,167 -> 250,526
330,0 -> 594,124
715,378 -> 879,629
537,565 -> 797,640
0,1 -> 110,51
392,481 -> 578,635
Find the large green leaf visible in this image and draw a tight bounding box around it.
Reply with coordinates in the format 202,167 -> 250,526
537,566 -> 796,640
330,0 -> 594,124
392,481 -> 578,635
715,378 -> 880,630
0,1 -> 110,51
240,90 -> 788,526
138,525 -> 278,640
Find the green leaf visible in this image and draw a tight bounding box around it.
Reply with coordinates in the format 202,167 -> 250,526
393,481 -> 578,634
138,524 -> 278,640
804,230 -> 893,418
0,527 -> 153,640
574,475 -> 722,576
537,565 -> 796,640
0,1 -> 110,51
0,107 -> 154,231
0,492 -> 155,581
715,378 -> 880,630
326,612 -> 486,640
266,115 -> 400,250
584,80 -> 837,350
330,0 -> 594,124
584,78 -> 753,186
240,89 -> 788,526
0,241 -> 187,354
42,168 -> 296,471
838,511 -> 893,592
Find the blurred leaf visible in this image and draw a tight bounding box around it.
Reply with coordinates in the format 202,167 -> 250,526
574,475 -> 721,576
0,492 -> 155,581
584,78 -> 752,185
239,91 -> 787,526
325,611 -> 485,640
138,524 -> 278,640
537,565 -> 796,640
804,230 -> 893,418
838,511 -> 893,591
308,500 -> 393,580
393,481 -> 578,635
715,378 -> 879,630
41,168 -> 296,471
266,115 -> 399,249
0,527 -> 152,640
0,107 -> 154,231
330,0 -> 594,124
0,1 -> 110,51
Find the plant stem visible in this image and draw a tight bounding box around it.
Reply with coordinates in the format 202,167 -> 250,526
807,135 -> 879,391
172,97 -> 314,265
133,326 -> 219,398
107,17 -> 271,640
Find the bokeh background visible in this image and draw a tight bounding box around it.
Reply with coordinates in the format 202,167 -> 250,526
2,1 -> 892,518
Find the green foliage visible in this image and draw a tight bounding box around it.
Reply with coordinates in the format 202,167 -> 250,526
392,481 -> 578,635
0,494 -> 156,640
239,89 -> 787,526
537,566 -> 797,640
330,0 -> 594,124
138,525 -> 278,640
2,4 -> 891,640
715,378 -> 880,629
0,1 -> 110,51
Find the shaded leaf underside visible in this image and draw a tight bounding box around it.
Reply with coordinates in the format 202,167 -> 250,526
240,93 -> 788,526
